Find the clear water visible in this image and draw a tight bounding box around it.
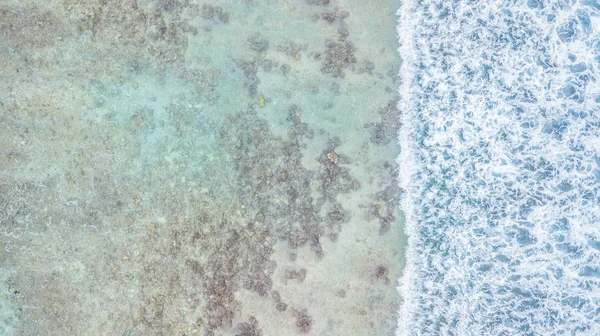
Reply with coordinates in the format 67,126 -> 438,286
398,0 -> 600,335
4,0 -> 599,335
0,0 -> 402,335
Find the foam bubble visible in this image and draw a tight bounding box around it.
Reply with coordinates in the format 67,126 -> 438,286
397,0 -> 600,334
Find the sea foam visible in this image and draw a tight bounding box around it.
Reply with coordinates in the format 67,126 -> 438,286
397,0 -> 600,335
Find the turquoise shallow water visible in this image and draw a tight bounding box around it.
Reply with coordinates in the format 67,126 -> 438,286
0,0 -> 402,335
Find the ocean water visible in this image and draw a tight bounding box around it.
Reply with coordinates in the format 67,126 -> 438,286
398,0 -> 600,335
0,0 -> 402,335
4,0 -> 598,335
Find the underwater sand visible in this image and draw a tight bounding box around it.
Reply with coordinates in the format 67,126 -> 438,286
0,0 -> 402,335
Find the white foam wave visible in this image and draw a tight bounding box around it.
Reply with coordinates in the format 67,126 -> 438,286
397,0 -> 600,335
396,0 -> 418,334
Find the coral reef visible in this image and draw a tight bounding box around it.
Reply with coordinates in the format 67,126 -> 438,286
236,60 -> 260,96
248,33 -> 270,53
320,40 -> 357,77
235,316 -> 262,336
364,99 -> 400,145
304,0 -> 330,5
293,309 -> 313,333
199,4 -> 230,23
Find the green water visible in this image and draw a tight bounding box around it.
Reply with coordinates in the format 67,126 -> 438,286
0,0 -> 402,335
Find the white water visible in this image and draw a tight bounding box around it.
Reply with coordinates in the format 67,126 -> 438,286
397,0 -> 600,335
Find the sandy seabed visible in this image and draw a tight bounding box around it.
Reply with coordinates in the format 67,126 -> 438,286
0,0 -> 404,335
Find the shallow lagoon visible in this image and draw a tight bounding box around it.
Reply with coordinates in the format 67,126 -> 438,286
0,0 -> 403,335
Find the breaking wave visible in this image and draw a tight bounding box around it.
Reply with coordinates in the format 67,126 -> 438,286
397,0 -> 600,335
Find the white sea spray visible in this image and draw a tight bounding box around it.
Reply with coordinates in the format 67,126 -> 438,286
397,1 -> 600,335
